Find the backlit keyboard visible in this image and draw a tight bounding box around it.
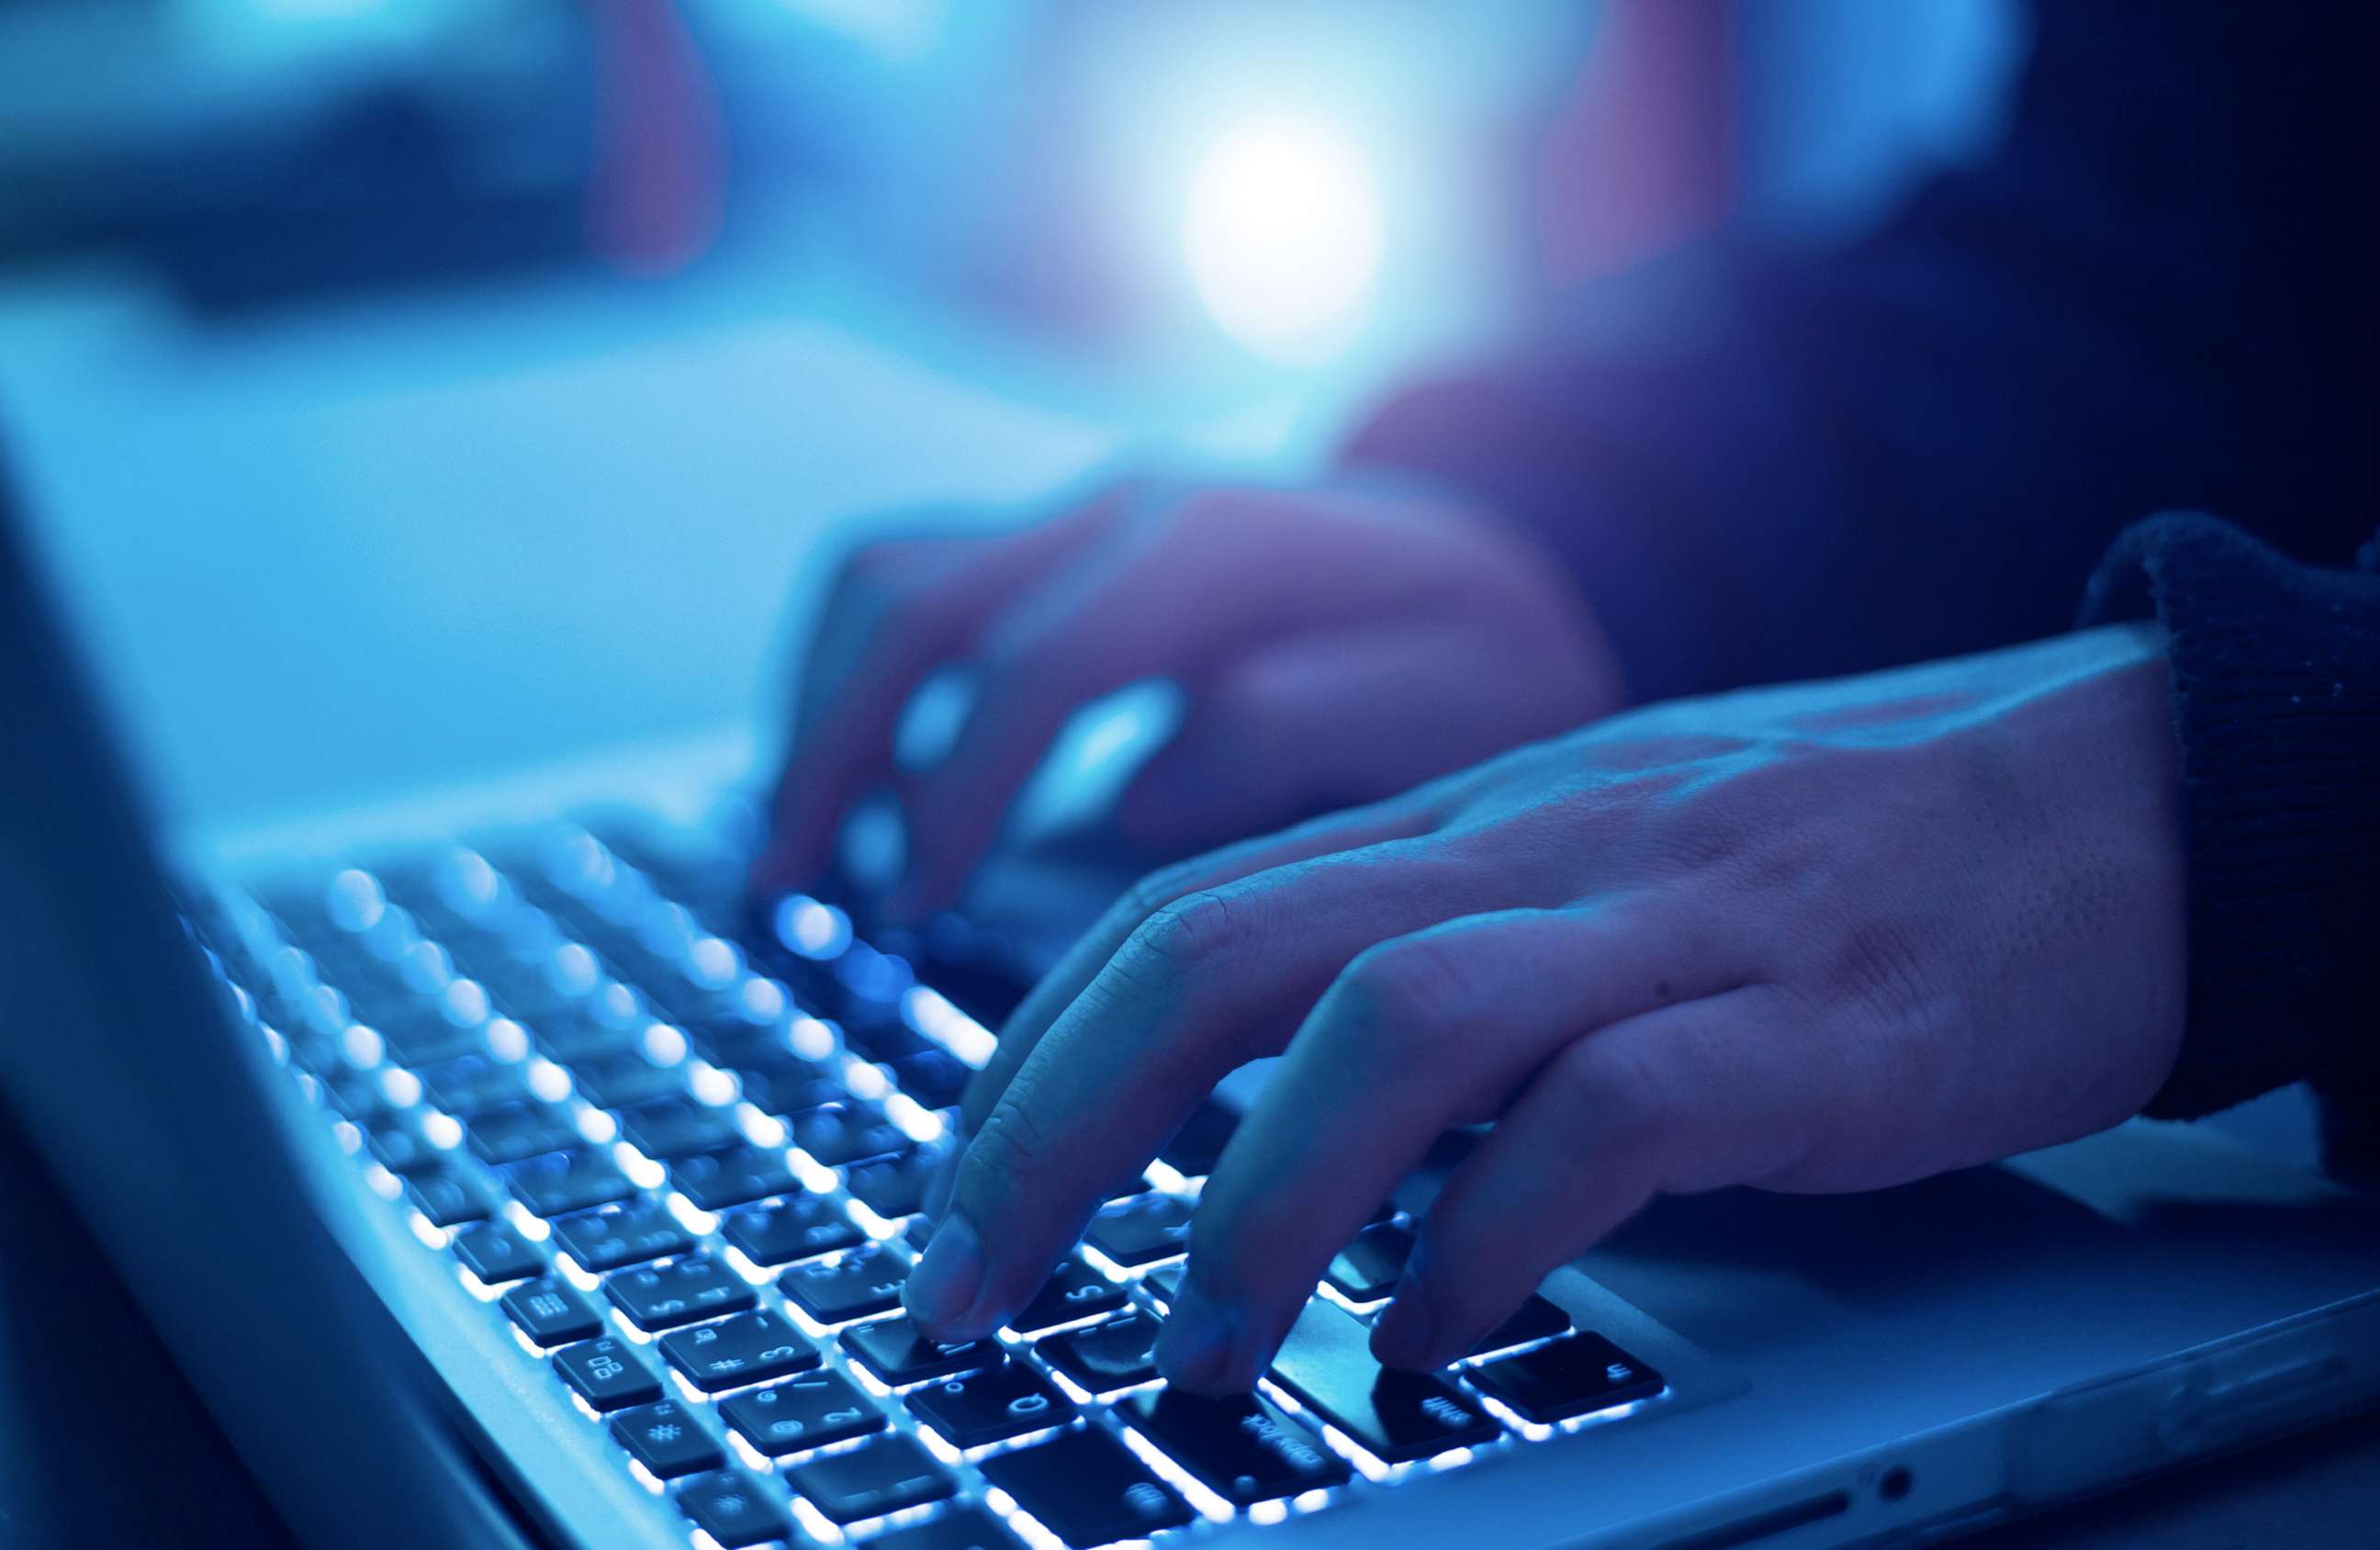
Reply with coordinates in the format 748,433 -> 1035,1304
180,815 -> 1667,1548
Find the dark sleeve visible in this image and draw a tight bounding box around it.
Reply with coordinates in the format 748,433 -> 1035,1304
2079,513 -> 2380,1169
1342,0 -> 2378,704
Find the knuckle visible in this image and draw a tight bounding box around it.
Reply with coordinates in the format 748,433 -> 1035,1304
1546,1038 -> 1675,1161
959,1098 -> 1054,1210
1329,937 -> 1482,1053
1127,890 -> 1247,981
1112,861 -> 1207,929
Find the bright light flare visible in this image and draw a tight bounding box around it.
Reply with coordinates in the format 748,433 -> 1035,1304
1183,118 -> 1386,364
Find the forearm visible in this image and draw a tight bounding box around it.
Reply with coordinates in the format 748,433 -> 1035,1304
2081,513 -> 2380,1164
1342,0 -> 2377,704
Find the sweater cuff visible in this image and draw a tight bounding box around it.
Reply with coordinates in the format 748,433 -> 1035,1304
2080,512 -> 2380,1120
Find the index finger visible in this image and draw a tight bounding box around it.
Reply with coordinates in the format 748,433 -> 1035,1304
904,833 -> 1505,1343
1156,898 -> 1739,1393
953,784 -> 1448,1140
752,495 -> 1124,892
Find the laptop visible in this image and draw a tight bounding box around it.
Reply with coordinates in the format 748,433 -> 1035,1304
5,384 -> 2380,1550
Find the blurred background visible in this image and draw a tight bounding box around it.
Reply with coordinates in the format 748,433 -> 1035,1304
0,0 -> 2024,831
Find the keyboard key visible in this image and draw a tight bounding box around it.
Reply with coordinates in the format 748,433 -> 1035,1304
550,1200 -> 692,1274
417,1055 -> 529,1118
1082,1194 -> 1193,1267
529,984 -> 649,1060
466,1103 -> 584,1165
671,1144 -> 799,1211
1466,1331 -> 1665,1423
675,1469 -> 792,1548
885,1050 -> 969,1107
405,1164 -> 493,1227
722,1371 -> 884,1455
1008,1261 -> 1128,1333
451,1222 -> 544,1285
569,1052 -> 685,1110
1141,1264 -> 1184,1307
378,1010 -> 487,1066
975,1427 -> 1192,1545
1268,1301 -> 1500,1464
606,1255 -> 757,1331
320,1067 -> 400,1121
787,1433 -> 954,1525
506,1149 -> 637,1217
904,1358 -> 1076,1449
502,1278 -> 604,1347
778,1245 -> 906,1325
863,1505 -> 1021,1550
1467,1294 -> 1572,1358
843,1150 -> 936,1220
720,1196 -> 862,1265
787,1103 -> 906,1167
733,1059 -> 842,1118
1325,1222 -> 1416,1302
836,1016 -> 929,1062
620,1098 -> 740,1159
363,1118 -> 443,1175
1037,1313 -> 1162,1395
554,1336 -> 662,1411
1155,1098 -> 1239,1176
658,1309 -> 818,1392
685,1015 -> 797,1072
1121,1387 -> 1350,1506
610,1398 -> 724,1479
839,1317 -> 1001,1387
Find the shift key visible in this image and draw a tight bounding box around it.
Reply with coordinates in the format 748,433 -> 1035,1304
1266,1302 -> 1499,1465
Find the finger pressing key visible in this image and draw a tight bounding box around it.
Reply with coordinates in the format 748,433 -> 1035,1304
1156,901 -> 1734,1393
901,839 -> 1504,1342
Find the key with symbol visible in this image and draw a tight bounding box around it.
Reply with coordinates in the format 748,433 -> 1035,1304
675,1469 -> 791,1548
1037,1312 -> 1162,1395
839,1317 -> 1001,1387
904,1356 -> 1077,1449
1465,1331 -> 1665,1423
549,1199 -> 690,1274
608,1398 -> 724,1478
1006,1259 -> 1128,1333
604,1254 -> 755,1332
1267,1301 -> 1501,1464
670,1143 -> 800,1211
777,1243 -> 905,1324
1120,1387 -> 1350,1506
501,1277 -> 602,1348
719,1195 -> 862,1266
721,1370 -> 884,1456
553,1336 -> 661,1412
451,1222 -> 543,1285
657,1309 -> 818,1392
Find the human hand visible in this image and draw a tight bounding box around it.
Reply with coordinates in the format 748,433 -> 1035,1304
748,480 -> 1622,919
901,623 -> 2187,1390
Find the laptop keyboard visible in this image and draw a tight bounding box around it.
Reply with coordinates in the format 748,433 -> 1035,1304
180,817 -> 1668,1548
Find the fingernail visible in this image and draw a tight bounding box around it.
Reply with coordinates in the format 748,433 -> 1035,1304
902,1212 -> 985,1332
1154,1278 -> 1242,1392
1369,1267 -> 1439,1369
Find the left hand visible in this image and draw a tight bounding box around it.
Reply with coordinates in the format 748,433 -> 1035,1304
900,624 -> 2189,1391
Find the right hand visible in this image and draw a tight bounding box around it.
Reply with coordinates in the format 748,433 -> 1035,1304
749,479 -> 1626,919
